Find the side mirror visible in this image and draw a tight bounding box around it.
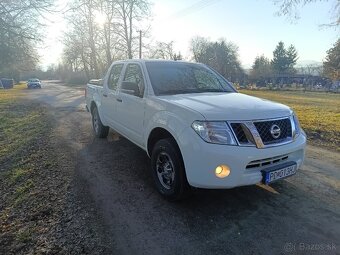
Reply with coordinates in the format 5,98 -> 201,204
121,81 -> 140,97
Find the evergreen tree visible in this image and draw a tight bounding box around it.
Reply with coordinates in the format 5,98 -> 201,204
250,55 -> 272,85
323,39 -> 340,80
271,41 -> 287,74
271,41 -> 298,74
287,45 -> 298,72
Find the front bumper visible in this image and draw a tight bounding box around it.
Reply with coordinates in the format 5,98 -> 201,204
178,127 -> 306,189
28,84 -> 41,88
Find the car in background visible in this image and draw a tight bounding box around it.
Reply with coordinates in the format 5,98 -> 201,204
27,79 -> 41,89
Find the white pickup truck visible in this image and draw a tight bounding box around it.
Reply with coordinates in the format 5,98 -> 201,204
86,60 -> 306,200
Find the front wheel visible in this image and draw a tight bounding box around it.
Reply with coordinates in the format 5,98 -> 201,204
151,138 -> 190,201
91,107 -> 109,138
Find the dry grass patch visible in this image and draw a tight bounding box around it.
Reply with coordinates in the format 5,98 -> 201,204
241,90 -> 340,151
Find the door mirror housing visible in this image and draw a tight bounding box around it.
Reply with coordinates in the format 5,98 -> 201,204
121,81 -> 141,97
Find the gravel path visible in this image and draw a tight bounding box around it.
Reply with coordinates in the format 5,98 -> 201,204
3,81 -> 338,255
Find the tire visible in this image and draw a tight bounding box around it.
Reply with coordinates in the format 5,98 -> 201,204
91,106 -> 109,138
151,138 -> 190,201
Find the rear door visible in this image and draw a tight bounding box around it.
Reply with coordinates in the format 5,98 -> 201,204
101,63 -> 124,127
114,63 -> 146,147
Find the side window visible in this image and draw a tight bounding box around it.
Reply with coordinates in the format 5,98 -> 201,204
108,64 -> 123,90
121,64 -> 145,97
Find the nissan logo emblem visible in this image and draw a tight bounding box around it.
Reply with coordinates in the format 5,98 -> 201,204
270,124 -> 281,139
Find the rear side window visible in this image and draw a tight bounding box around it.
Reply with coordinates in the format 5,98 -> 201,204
108,64 -> 123,90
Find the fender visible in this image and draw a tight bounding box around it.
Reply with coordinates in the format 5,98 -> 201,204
145,110 -> 195,157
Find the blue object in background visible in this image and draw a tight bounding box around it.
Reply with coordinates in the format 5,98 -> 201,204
0,78 -> 14,89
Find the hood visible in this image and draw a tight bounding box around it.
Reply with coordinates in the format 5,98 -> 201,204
159,92 -> 292,121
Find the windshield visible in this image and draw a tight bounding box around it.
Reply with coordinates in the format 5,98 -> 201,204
146,62 -> 236,96
29,79 -> 39,82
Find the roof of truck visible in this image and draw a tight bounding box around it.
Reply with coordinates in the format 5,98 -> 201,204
113,59 -> 202,65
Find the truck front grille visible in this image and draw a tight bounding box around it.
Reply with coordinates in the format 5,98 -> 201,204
254,118 -> 292,145
229,117 -> 293,147
230,123 -> 248,144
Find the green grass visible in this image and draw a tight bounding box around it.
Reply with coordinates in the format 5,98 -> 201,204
14,179 -> 34,206
0,84 -> 47,161
16,228 -> 33,243
0,84 -> 55,251
0,84 -> 48,205
241,89 -> 340,151
8,166 -> 31,184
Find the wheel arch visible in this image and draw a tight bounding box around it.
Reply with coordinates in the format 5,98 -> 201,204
90,101 -> 97,113
148,127 -> 191,199
147,127 -> 183,160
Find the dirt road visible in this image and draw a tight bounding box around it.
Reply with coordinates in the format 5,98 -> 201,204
25,81 -> 340,254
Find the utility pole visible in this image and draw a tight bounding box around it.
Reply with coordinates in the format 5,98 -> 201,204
138,30 -> 142,59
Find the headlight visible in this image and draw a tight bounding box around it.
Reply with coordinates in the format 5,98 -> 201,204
191,121 -> 237,145
292,112 -> 301,138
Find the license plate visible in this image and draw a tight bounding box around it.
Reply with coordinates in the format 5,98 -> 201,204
262,162 -> 297,184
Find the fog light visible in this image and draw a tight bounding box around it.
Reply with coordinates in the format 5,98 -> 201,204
215,165 -> 230,178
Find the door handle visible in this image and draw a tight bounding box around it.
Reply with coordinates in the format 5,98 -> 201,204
103,94 -> 108,97
116,98 -> 122,102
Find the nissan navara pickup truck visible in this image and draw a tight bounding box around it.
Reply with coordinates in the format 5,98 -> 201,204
86,60 -> 306,200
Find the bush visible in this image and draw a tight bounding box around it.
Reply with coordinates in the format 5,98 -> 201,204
65,73 -> 88,85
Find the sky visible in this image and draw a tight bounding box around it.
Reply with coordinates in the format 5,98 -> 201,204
39,0 -> 339,69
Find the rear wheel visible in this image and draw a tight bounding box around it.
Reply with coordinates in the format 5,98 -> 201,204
92,107 -> 109,138
151,138 -> 190,201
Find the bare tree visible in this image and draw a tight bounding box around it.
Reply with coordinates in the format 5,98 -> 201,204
299,64 -> 323,76
148,41 -> 183,60
190,36 -> 211,63
62,0 -> 151,81
0,0 -> 55,79
100,0 -> 115,65
274,0 -> 339,26
149,41 -> 173,59
64,0 -> 108,79
111,0 -> 151,59
190,37 -> 244,82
